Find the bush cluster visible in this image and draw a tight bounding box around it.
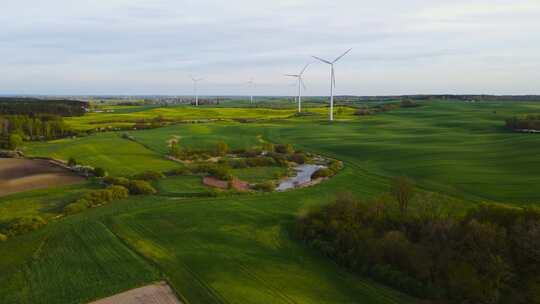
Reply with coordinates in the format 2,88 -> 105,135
64,185 -> 129,214
506,115 -> 540,131
191,163 -> 233,181
103,175 -> 158,195
296,194 -> 540,303
311,160 -> 343,179
311,168 -> 333,179
252,181 -> 276,192
4,216 -> 47,236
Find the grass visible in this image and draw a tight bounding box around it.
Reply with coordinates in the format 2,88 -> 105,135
2,100 -> 540,303
154,175 -> 210,196
24,132 -> 180,176
0,181 -> 98,226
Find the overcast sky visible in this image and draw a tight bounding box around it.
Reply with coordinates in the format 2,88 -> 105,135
1,0 -> 539,96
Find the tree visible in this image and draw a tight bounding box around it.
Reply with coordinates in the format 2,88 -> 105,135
167,136 -> 180,157
216,141 -> 229,156
8,133 -> 23,150
67,157 -> 77,167
93,167 -> 106,177
392,176 -> 415,216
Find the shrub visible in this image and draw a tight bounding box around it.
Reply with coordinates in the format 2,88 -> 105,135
328,160 -> 343,173
164,167 -> 191,176
7,216 -> 47,236
215,141 -> 229,156
252,181 -> 276,192
191,163 -> 233,181
132,170 -> 165,181
103,176 -> 130,187
275,144 -> 294,154
227,159 -> 248,169
93,167 -> 106,177
262,142 -> 274,152
128,180 -> 157,195
209,166 -> 233,181
64,201 -> 89,214
108,185 -> 129,200
0,233 -> 7,242
67,157 -> 77,167
245,157 -> 275,167
311,168 -> 333,179
84,189 -> 114,206
288,153 -> 307,164
8,134 -> 23,150
238,149 -> 262,158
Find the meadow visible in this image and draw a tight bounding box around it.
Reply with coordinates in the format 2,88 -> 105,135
2,100 -> 540,303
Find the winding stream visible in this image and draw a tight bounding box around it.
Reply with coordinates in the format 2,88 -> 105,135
276,164 -> 325,191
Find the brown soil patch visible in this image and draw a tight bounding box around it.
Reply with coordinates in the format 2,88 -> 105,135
203,176 -> 249,191
0,158 -> 84,197
89,281 -> 182,304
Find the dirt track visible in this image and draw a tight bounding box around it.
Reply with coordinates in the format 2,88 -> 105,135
89,281 -> 182,304
0,158 -> 84,197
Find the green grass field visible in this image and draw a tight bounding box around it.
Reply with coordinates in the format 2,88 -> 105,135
2,100 -> 540,303
25,133 -> 180,176
154,175 -> 210,196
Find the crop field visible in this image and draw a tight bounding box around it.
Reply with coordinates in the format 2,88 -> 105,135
0,181 -> 97,226
25,133 -> 180,176
0,158 -> 85,197
65,106 -> 356,131
2,100 -> 540,303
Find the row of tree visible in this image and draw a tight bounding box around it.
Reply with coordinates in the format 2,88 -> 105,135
0,115 -> 72,149
0,98 -> 87,116
296,179 -> 540,304
505,115 -> 540,131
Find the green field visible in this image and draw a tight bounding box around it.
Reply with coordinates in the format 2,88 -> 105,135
2,100 -> 540,303
66,106 -> 354,131
25,133 -> 180,176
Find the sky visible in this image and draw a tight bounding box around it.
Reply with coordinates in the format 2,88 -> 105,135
1,0 -> 539,96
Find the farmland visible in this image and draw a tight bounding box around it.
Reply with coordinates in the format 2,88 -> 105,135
2,100 -> 540,303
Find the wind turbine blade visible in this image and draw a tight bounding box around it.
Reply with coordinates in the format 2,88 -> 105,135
299,62 -> 311,75
312,56 -> 332,65
333,48 -> 352,63
285,74 -> 299,77
300,78 -> 307,90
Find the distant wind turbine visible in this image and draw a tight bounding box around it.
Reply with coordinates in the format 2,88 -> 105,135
313,48 -> 352,121
246,79 -> 256,104
285,62 -> 311,113
190,76 -> 204,106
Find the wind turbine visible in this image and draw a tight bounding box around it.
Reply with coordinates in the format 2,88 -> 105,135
312,48 -> 352,121
190,76 -> 204,106
246,79 -> 256,104
285,63 -> 311,113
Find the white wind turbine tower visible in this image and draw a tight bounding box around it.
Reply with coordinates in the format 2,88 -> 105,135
285,63 -> 311,113
190,76 -> 204,106
313,48 -> 352,121
246,79 -> 256,104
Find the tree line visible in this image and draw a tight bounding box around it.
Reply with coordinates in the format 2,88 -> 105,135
505,115 -> 540,131
0,115 -> 72,149
296,178 -> 540,304
0,98 -> 87,116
